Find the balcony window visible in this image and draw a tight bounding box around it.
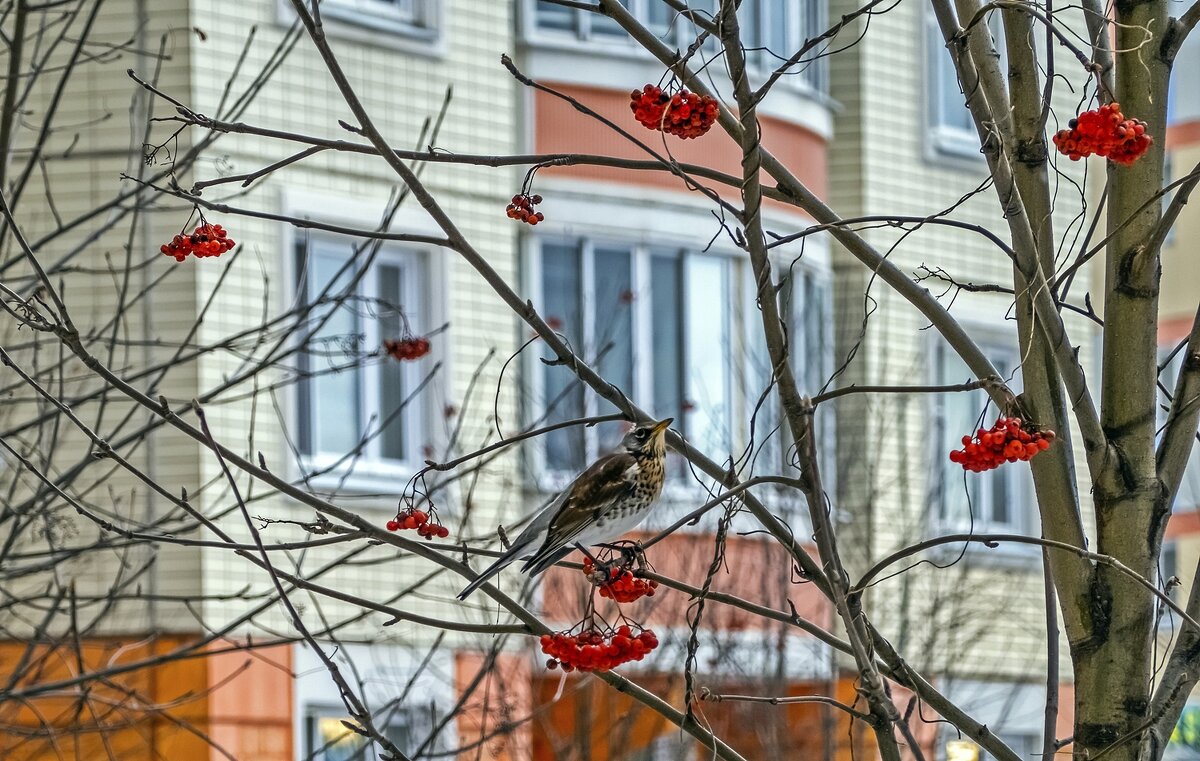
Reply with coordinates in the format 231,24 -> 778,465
295,235 -> 430,477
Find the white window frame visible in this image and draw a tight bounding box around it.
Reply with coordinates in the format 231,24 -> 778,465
1159,539 -> 1180,631
741,257 -> 836,498
294,642 -> 455,761
526,236 -> 736,493
304,703 -> 422,761
929,336 -> 1034,542
276,0 -> 443,53
519,184 -> 832,528
925,7 -> 1006,160
526,238 -> 833,531
1158,343 -> 1200,510
521,0 -> 828,96
294,234 -> 431,487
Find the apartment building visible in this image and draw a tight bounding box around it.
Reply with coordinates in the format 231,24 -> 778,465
826,0 -> 1094,755
1157,34 -> 1200,757
0,1 -> 1131,760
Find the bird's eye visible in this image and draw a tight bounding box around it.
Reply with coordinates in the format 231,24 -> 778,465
635,428 -> 649,440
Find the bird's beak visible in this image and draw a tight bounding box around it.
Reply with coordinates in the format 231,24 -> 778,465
651,418 -> 673,436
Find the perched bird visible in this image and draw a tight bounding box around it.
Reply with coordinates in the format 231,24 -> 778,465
457,417 -> 673,600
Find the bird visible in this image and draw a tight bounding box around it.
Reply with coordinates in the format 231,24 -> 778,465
457,417 -> 673,600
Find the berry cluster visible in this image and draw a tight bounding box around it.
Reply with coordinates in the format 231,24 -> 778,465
1052,103 -> 1152,166
540,625 -> 659,672
383,336 -> 431,361
506,194 -> 544,225
386,507 -> 449,539
949,417 -> 1055,472
582,557 -> 659,603
629,84 -> 720,139
160,223 -> 236,262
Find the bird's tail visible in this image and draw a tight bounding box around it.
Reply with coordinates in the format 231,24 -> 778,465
457,540 -> 529,600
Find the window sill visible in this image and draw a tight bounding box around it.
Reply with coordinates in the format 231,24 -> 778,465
298,455 -> 423,498
923,127 -> 988,166
927,528 -> 1041,567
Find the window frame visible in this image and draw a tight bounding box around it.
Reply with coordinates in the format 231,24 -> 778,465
525,232 -> 833,527
929,336 -> 1035,542
304,703 -> 413,761
924,6 -> 1006,160
1158,343 -> 1200,511
522,0 -> 828,96
741,257 -> 836,494
526,236 -> 737,492
293,233 -> 432,487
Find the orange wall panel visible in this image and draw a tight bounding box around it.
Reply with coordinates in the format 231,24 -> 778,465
534,85 -> 827,204
540,532 -> 832,633
0,636 -> 293,761
0,635 -> 210,761
456,650 -> 533,761
205,642 -> 293,761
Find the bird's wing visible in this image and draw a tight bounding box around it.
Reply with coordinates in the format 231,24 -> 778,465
518,452 -> 639,575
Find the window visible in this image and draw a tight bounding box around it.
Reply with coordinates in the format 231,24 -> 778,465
945,732 -> 1038,761
1168,34 -> 1200,125
316,0 -> 438,39
296,235 -> 428,475
926,9 -> 1006,156
1158,345 -> 1200,511
739,0 -> 827,91
531,0 -> 827,92
534,0 -> 700,44
305,704 -> 446,760
535,240 -> 732,481
1160,540 -> 1180,630
531,237 -> 833,495
746,263 -> 835,479
932,341 -> 1031,534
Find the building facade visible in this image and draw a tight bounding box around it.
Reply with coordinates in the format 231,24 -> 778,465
0,1 -> 1154,760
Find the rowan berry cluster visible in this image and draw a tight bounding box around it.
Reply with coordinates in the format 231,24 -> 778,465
383,336 -> 431,361
506,194 -> 544,225
949,417 -> 1055,472
160,223 -> 236,262
1052,103 -> 1152,166
541,624 -> 659,672
582,557 -> 659,603
386,507 -> 449,539
629,84 -> 720,139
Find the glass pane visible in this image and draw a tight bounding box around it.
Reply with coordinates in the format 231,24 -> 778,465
307,244 -> 361,456
592,0 -> 629,35
766,0 -> 787,62
651,254 -> 684,423
378,264 -> 407,461
746,264 -> 781,468
939,63 -> 973,131
795,271 -> 835,475
939,347 -> 982,526
313,715 -> 371,761
646,0 -> 672,36
685,255 -> 731,457
541,243 -> 587,471
593,247 -> 635,453
991,465 -> 1010,525
536,0 -> 574,31
740,1 -> 762,51
1159,348 -> 1200,510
